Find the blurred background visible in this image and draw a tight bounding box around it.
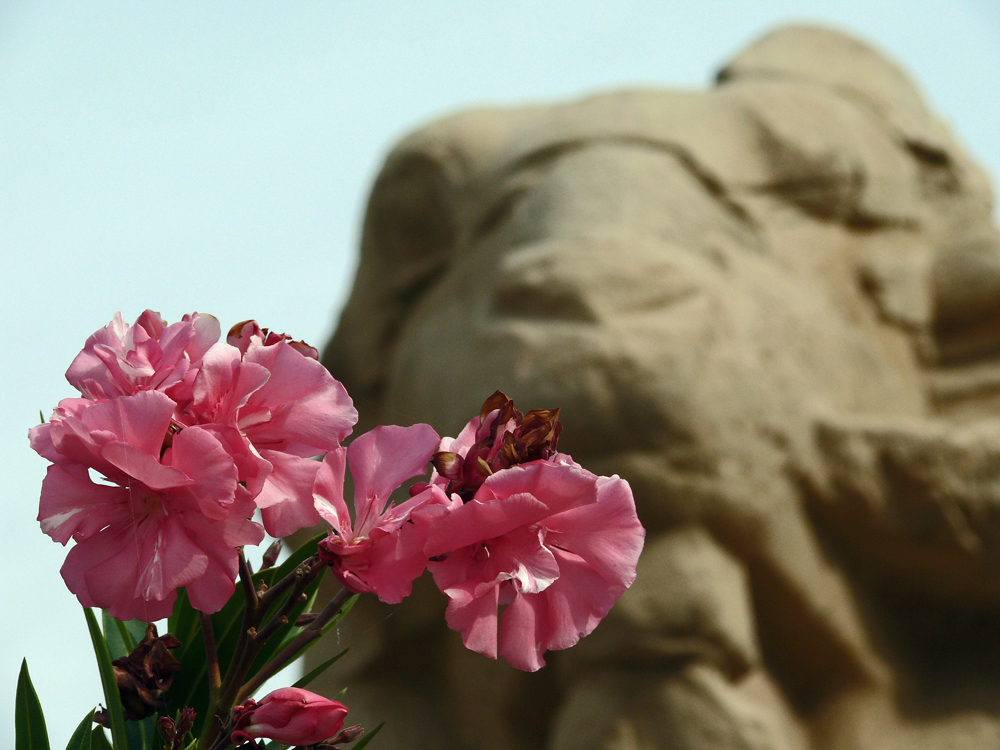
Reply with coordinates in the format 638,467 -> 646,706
2,1 -> 998,743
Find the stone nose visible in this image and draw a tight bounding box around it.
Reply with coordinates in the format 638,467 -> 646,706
931,226 -> 1000,364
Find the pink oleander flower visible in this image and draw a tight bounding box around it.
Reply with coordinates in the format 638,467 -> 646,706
425,454 -> 645,671
186,332 -> 358,537
30,390 -> 264,621
315,423 -> 451,604
65,310 -> 220,404
231,688 -> 348,747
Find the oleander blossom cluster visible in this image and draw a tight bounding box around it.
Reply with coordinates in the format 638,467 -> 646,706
316,392 -> 646,671
30,311 -> 357,621
31,312 -> 644,672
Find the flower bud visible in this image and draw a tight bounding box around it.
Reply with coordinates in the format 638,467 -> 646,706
231,688 -> 348,747
260,539 -> 282,570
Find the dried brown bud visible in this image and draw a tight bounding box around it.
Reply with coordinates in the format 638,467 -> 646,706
438,391 -> 563,502
111,624 -> 183,721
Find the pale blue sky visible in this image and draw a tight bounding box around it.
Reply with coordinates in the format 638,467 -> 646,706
3,2 -> 998,744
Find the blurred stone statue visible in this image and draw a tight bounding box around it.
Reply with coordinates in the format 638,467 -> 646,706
311,24 -> 1000,750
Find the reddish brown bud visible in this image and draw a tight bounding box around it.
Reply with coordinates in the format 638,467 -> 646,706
261,539 -> 282,570
157,708 -> 196,750
175,707 -> 196,736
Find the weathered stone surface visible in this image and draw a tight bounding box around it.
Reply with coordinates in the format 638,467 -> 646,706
313,24 -> 1000,750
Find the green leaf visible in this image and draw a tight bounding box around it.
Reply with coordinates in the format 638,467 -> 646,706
293,650 -> 347,690
351,722 -> 384,750
84,608 -> 128,750
64,713 -> 94,750
125,715 -> 156,750
102,613 -> 147,661
90,728 -> 113,750
15,660 -> 50,750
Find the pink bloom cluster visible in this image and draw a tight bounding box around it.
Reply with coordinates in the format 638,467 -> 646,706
31,311 -> 357,621
32,312 -> 643,670
316,392 -> 645,671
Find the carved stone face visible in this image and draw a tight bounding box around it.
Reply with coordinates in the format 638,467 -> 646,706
319,25 -> 1000,750
326,28 -> 1000,520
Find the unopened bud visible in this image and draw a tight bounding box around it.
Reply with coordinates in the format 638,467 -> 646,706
261,539 -> 282,569
331,724 -> 365,744
175,707 -> 196,736
157,716 -> 175,742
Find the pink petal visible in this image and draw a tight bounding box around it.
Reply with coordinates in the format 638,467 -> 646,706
348,424 -> 440,530
500,547 -> 626,671
256,452 -> 324,537
482,461 -> 600,517
424,492 -> 549,558
241,341 -> 357,450
313,448 -> 350,534
38,463 -> 130,543
102,442 -> 190,491
184,313 -> 222,362
490,525 -> 560,595
65,314 -> 128,397
339,503 -> 438,604
496,593 -> 547,671
168,426 -> 241,518
184,520 -> 258,614
543,475 -> 644,589
81,391 -> 176,458
131,516 -> 210,603
442,573 -> 501,660
190,344 -> 269,422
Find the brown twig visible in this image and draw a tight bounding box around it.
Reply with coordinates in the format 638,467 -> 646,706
235,587 -> 354,703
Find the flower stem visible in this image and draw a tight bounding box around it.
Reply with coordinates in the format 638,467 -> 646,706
195,554 -> 330,750
199,611 -> 221,699
235,586 -> 353,704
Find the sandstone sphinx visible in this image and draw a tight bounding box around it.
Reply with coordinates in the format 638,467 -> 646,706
311,24 -> 1000,750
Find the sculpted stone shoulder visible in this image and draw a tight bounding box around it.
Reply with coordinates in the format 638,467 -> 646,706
315,24 -> 1000,750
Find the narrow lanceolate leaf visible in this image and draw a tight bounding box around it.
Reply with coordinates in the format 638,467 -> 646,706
89,728 -> 113,750
292,650 -> 347,690
102,612 -> 146,661
84,608 -> 128,750
125,715 -> 156,750
64,713 -> 94,750
15,660 -> 50,750
351,722 -> 384,750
